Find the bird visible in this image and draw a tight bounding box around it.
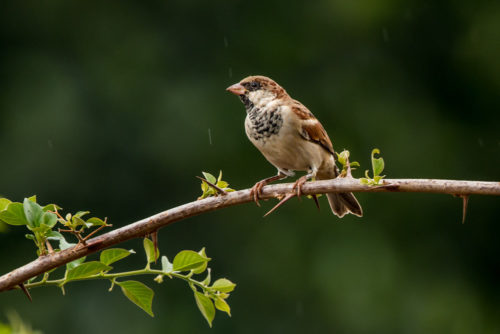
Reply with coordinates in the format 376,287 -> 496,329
226,75 -> 363,218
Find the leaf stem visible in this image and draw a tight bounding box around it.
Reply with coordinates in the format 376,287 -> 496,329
23,268 -> 208,291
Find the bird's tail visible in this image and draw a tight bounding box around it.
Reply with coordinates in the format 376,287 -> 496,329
326,192 -> 363,218
318,164 -> 363,218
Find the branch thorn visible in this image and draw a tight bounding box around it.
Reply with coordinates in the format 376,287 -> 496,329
311,194 -> 320,211
196,176 -> 227,196
461,195 -> 469,224
263,193 -> 296,217
18,283 -> 32,302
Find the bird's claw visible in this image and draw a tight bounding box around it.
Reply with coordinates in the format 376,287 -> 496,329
292,176 -> 308,199
250,181 -> 266,207
293,177 -> 320,210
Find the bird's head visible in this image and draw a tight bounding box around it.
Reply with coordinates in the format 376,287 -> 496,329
226,75 -> 287,109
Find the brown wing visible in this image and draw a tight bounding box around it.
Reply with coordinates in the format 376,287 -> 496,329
293,105 -> 335,155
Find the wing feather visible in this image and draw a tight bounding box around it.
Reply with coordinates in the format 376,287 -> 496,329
293,105 -> 335,155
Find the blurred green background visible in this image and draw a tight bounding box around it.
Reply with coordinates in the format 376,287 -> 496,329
1,0 -> 499,333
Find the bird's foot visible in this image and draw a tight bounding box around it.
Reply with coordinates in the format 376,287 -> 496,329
250,173 -> 288,207
292,175 -> 308,199
250,180 -> 267,207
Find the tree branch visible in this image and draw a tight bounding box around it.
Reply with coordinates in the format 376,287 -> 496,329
1,178 -> 499,292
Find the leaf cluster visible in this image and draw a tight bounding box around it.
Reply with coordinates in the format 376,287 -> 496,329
360,148 -> 386,185
198,171 -> 235,199
336,150 -> 360,176
23,238 -> 234,326
1,196 -> 235,327
0,196 -> 108,256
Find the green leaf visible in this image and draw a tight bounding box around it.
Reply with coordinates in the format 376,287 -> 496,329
211,278 -> 236,293
72,216 -> 86,227
59,238 -> 75,250
173,250 -> 210,272
27,195 -> 37,202
336,150 -> 349,166
143,238 -> 159,264
359,178 -> 370,185
23,198 -> 44,228
191,261 -> 207,274
43,203 -> 62,212
66,261 -> 112,280
217,181 -> 228,189
0,202 -> 28,226
100,248 -> 133,265
371,148 -> 385,176
217,170 -> 223,182
46,230 -> 64,241
201,181 -> 208,192
202,172 -> 216,184
67,256 -> 86,271
86,217 -> 106,226
350,161 -> 360,168
0,198 -> 11,212
42,212 -> 58,228
117,280 -> 154,317
214,296 -> 231,316
161,255 -> 173,273
33,222 -> 52,233
74,211 -> 90,219
25,234 -> 35,241
194,291 -> 215,327
192,248 -> 208,274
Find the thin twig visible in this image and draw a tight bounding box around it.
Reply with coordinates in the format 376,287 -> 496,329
0,178 -> 499,292
81,224 -> 112,244
58,228 -> 84,243
45,240 -> 54,254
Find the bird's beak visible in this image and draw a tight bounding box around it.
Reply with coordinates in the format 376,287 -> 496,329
226,83 -> 246,95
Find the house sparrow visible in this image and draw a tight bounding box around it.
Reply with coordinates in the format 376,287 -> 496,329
226,75 -> 362,218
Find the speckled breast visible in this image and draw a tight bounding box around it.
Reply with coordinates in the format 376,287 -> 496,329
245,107 -> 284,142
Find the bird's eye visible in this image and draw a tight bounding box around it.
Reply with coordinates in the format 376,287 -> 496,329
250,81 -> 260,90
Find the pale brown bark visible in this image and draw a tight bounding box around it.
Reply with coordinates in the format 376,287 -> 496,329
1,178 -> 499,292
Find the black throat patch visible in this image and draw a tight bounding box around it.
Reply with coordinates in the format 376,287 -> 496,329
239,94 -> 254,110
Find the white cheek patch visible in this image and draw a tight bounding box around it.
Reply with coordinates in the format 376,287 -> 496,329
248,90 -> 276,107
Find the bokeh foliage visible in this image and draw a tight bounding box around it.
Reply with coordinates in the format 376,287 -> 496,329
1,0 -> 499,333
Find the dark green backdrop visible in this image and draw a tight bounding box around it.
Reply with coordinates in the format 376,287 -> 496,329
1,1 -> 499,333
